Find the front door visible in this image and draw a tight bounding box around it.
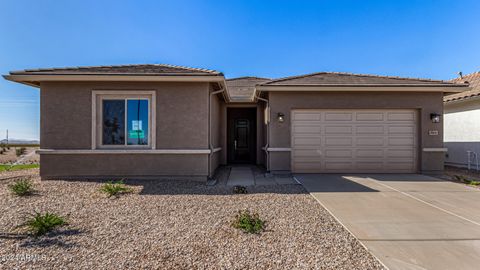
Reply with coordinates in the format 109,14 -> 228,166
227,108 -> 256,164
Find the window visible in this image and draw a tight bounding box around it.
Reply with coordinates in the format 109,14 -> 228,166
93,91 -> 155,149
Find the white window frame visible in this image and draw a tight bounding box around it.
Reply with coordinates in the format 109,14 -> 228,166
92,90 -> 156,150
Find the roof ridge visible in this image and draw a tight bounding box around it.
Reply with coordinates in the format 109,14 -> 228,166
262,71 -> 452,85
226,76 -> 271,81
151,63 -> 220,74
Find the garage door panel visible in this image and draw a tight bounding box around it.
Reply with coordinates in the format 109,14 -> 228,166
293,149 -> 321,157
293,125 -> 322,134
356,126 -> 385,134
388,125 -> 415,134
387,111 -> 415,121
325,112 -> 353,121
293,137 -> 321,146
356,137 -> 385,146
388,137 -> 414,146
356,112 -> 384,121
325,137 -> 353,146
356,149 -> 384,158
293,112 -> 322,121
325,126 -> 352,134
387,149 -> 414,158
324,149 -> 352,158
292,109 -> 417,173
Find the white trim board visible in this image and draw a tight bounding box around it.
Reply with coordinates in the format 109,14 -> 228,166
267,147 -> 291,152
423,148 -> 448,152
37,149 -> 211,155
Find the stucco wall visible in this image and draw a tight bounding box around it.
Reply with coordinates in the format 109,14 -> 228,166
444,98 -> 480,170
267,91 -> 445,174
209,85 -> 224,174
39,81 -> 211,179
256,102 -> 266,165
41,154 -> 208,179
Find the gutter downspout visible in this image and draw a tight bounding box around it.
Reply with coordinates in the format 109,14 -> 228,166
208,86 -> 226,179
255,93 -> 270,172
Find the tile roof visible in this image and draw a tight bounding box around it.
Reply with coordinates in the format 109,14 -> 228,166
444,72 -> 480,102
10,64 -> 222,76
259,72 -> 462,86
226,76 -> 271,101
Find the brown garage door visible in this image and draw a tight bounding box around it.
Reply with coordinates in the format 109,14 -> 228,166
291,109 -> 418,173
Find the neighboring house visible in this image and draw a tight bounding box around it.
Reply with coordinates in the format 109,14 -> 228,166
3,65 -> 468,180
444,71 -> 480,170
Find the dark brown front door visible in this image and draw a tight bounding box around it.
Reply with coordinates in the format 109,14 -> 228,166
227,108 -> 256,164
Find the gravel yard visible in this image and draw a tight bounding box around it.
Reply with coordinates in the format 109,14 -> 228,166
0,147 -> 39,164
0,171 -> 384,269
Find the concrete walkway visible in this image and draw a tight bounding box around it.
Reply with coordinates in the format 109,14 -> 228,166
225,166 -> 298,186
227,167 -> 255,186
295,174 -> 480,270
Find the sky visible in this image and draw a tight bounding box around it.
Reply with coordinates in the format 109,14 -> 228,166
1,0 -> 479,140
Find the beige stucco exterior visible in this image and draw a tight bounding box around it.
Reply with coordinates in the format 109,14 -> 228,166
39,81 -> 222,179
38,84 -> 446,178
4,65 -> 459,180
266,91 -> 445,174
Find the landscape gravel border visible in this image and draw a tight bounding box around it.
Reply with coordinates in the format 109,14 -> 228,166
0,171 -> 385,269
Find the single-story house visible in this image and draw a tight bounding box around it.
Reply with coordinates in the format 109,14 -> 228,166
3,64 -> 469,180
444,71 -> 480,170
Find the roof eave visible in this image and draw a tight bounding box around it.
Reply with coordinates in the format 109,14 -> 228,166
4,74 -> 225,87
444,94 -> 480,104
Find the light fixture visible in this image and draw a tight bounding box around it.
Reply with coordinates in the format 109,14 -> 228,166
430,113 -> 441,123
277,112 -> 285,123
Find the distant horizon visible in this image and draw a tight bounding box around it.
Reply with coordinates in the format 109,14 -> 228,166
0,137 -> 39,142
1,0 -> 479,140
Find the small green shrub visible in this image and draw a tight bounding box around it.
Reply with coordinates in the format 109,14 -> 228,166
454,175 -> 480,186
233,185 -> 248,194
464,179 -> 480,186
99,180 -> 133,197
231,210 -> 265,234
17,212 -> 66,236
15,147 -> 26,157
8,178 -> 34,196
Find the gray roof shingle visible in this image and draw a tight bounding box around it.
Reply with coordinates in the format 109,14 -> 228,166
10,64 -> 222,76
226,76 -> 271,101
444,72 -> 480,102
259,72 -> 463,86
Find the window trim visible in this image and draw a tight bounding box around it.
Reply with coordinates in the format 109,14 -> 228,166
92,90 -> 156,150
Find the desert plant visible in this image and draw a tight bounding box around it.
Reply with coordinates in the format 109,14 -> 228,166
99,180 -> 133,197
231,210 -> 265,234
233,185 -> 248,194
15,147 -> 26,157
8,178 -> 34,196
17,212 -> 66,236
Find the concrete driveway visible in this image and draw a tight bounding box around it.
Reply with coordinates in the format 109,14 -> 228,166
295,174 -> 480,270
